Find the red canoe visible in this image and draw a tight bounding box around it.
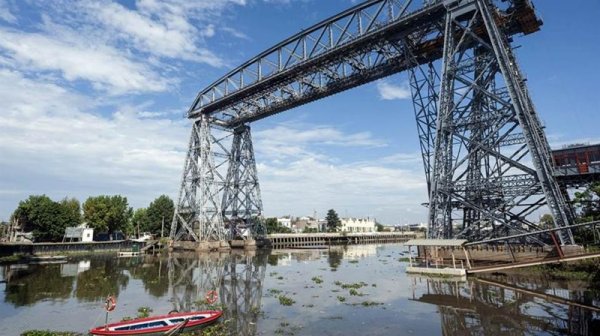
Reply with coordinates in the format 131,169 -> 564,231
90,310 -> 223,336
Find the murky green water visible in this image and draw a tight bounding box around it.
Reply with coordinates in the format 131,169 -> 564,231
1,244 -> 599,335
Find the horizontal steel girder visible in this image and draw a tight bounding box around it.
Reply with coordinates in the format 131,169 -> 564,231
188,0 -> 541,127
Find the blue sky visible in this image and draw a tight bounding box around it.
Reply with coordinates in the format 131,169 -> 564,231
0,0 -> 598,225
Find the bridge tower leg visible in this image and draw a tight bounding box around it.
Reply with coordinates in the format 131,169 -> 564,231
426,0 -> 574,243
170,115 -> 226,242
221,125 -> 265,240
408,60 -> 439,196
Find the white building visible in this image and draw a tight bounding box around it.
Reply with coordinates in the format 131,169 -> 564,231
292,216 -> 320,232
277,216 -> 292,229
63,223 -> 94,242
340,217 -> 376,233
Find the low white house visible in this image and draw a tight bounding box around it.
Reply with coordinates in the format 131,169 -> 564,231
277,216 -> 292,229
340,217 -> 376,233
63,223 -> 94,242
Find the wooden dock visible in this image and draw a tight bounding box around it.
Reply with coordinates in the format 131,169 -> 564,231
404,237 -> 600,277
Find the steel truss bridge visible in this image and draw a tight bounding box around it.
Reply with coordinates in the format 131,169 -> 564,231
170,0 -> 577,245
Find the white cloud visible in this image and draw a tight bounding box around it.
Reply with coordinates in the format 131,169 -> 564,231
0,0 -> 16,23
0,69 -> 189,217
376,80 -> 412,100
0,28 -> 169,94
79,1 -> 225,67
251,123 -> 428,223
258,156 -> 427,223
0,0 -> 256,95
0,69 -> 427,224
222,27 -> 250,41
0,0 -> 429,224
254,124 -> 386,160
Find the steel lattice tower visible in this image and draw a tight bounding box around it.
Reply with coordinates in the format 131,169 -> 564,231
171,116 -> 264,242
171,116 -> 227,242
424,0 -> 574,243
222,125 -> 265,240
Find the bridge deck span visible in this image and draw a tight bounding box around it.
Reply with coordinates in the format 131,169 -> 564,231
189,0 -> 540,127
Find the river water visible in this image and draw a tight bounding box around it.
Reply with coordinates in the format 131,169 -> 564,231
1,244 -> 599,335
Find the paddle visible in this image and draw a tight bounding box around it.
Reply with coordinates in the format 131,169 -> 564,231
163,318 -> 190,336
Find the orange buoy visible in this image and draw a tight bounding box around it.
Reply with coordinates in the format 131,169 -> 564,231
205,290 -> 218,304
105,296 -> 117,312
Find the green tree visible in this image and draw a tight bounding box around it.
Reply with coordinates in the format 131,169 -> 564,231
539,214 -> 554,229
325,209 -> 341,232
129,208 -> 149,237
571,182 -> 600,243
145,195 -> 174,237
12,195 -> 79,242
83,195 -> 132,235
264,217 -> 292,234
0,221 -> 7,240
573,182 -> 600,222
265,217 -> 278,234
60,197 -> 82,226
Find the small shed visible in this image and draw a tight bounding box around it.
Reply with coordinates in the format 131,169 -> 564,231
405,239 -> 470,276
63,224 -> 94,242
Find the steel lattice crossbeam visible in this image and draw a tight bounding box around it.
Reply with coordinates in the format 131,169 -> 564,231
188,0 -> 540,128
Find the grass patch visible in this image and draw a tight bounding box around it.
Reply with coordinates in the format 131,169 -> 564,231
21,332 -> 82,336
359,301 -> 383,307
0,254 -> 26,264
268,288 -> 283,295
338,281 -> 368,289
527,262 -> 598,281
278,295 -> 296,306
349,288 -> 364,296
336,296 -> 346,302
194,318 -> 232,336
137,306 -> 152,318
311,276 -> 323,284
398,257 -> 410,262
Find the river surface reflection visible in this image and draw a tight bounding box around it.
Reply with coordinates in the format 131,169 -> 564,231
0,244 -> 599,335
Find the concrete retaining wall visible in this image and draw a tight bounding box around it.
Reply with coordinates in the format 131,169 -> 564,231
268,232 -> 416,248
0,240 -> 141,256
